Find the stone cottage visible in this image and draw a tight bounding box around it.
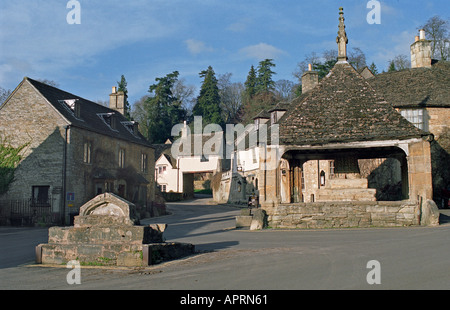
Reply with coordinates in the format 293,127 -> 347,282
213,8 -> 437,228
366,31 -> 450,207
0,78 -> 155,225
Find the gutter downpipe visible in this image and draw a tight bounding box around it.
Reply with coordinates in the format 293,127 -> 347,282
62,125 -> 70,226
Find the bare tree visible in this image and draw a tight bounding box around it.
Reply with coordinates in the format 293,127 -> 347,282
0,87 -> 12,106
274,79 -> 296,101
348,47 -> 367,70
420,15 -> 450,60
388,54 -> 410,71
218,73 -> 244,124
172,78 -> 196,116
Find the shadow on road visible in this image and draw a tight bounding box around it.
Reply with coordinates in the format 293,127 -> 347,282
439,210 -> 450,224
194,240 -> 239,252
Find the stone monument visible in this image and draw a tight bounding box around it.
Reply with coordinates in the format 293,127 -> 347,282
36,193 -> 194,266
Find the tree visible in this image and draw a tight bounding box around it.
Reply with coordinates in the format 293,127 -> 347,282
387,54 -> 410,72
218,73 -> 244,124
117,75 -> 132,120
243,65 -> 257,102
171,78 -> 196,118
420,15 -> 450,60
368,62 -> 379,75
255,59 -> 276,93
274,79 -> 296,101
348,47 -> 367,70
387,60 -> 396,72
0,87 -> 11,106
0,137 -> 29,195
144,71 -> 187,143
192,66 -> 223,127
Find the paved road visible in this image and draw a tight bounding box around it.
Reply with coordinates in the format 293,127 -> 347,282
1,197 -> 450,291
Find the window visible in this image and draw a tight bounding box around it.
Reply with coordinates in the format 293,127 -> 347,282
161,184 -> 167,192
59,99 -> 82,120
400,109 -> 427,130
329,160 -> 335,179
141,153 -> 148,173
320,170 -> 326,187
32,186 -> 50,207
83,141 -> 92,164
98,113 -> 118,131
119,148 -> 125,168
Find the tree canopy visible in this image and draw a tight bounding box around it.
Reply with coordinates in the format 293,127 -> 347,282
192,66 -> 223,127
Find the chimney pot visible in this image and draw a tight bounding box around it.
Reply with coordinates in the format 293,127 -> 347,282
308,63 -> 312,71
415,36 -> 419,42
419,29 -> 426,40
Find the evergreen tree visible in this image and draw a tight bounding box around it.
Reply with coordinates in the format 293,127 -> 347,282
255,59 -> 276,93
244,65 -> 257,100
368,62 -> 379,75
145,71 -> 186,143
192,66 -> 223,127
117,75 -> 132,120
387,60 -> 396,72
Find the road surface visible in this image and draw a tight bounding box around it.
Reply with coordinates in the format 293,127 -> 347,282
1,197 -> 450,291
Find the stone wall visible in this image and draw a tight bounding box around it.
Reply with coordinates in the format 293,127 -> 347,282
67,126 -> 155,213
267,201 -> 422,229
0,80 -> 68,214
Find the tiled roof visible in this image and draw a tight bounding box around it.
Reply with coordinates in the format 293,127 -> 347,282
26,77 -> 153,148
277,62 -> 427,146
367,61 -> 450,108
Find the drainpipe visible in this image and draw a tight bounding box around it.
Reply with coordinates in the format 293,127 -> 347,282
62,125 -> 70,226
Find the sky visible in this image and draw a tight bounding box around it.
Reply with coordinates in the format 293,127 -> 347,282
0,0 -> 449,107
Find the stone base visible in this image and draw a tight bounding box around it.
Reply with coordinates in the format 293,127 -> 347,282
235,216 -> 253,228
36,242 -> 195,266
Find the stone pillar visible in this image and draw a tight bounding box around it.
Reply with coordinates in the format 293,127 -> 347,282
407,138 -> 433,202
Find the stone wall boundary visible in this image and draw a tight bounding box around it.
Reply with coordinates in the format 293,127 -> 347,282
267,201 -> 425,229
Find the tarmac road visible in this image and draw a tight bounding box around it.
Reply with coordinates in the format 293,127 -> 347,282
1,197 -> 450,291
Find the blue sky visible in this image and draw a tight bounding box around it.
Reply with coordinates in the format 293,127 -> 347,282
0,0 -> 449,107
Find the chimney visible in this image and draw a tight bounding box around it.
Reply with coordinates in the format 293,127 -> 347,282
410,29 -> 432,68
109,86 -> 128,115
301,64 -> 319,93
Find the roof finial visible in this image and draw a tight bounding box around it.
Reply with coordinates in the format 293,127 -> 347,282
336,7 -> 348,62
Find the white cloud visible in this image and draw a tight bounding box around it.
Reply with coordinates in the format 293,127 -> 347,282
239,43 -> 287,60
0,1 -> 177,87
185,39 -> 215,55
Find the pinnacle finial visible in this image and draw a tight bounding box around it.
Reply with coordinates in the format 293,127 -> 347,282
336,7 -> 348,62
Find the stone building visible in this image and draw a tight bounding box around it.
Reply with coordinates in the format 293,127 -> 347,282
213,8 -> 437,228
0,78 -> 155,225
366,31 -> 450,207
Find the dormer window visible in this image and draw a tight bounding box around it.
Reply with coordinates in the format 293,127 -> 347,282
121,121 -> 139,136
98,112 -> 118,131
59,99 -> 82,119
271,111 -> 277,124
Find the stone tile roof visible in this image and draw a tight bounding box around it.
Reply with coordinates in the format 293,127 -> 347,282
367,61 -> 450,108
277,62 -> 427,146
26,77 -> 153,148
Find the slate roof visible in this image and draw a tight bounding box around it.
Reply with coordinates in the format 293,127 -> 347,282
367,61 -> 450,108
25,77 -> 153,148
277,62 -> 427,146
